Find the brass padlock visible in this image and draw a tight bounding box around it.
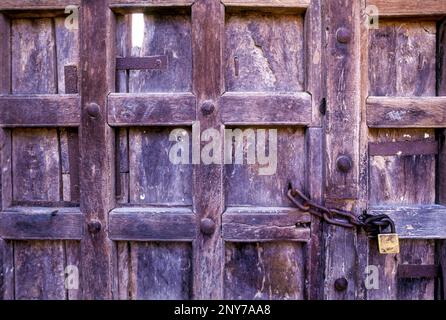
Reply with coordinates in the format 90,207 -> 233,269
377,219 -> 400,254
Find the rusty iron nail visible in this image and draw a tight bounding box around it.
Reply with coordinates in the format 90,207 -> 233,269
201,101 -> 215,116
334,277 -> 348,291
155,59 -> 162,68
86,102 -> 100,118
336,155 -> 352,173
200,218 -> 216,236
336,27 -> 351,44
88,220 -> 102,234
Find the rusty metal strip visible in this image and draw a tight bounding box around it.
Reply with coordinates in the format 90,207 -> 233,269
397,264 -> 441,279
67,129 -> 80,202
369,140 -> 439,156
116,56 -> 167,70
64,65 -> 78,94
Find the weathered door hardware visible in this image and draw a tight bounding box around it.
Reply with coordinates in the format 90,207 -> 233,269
287,184 -> 399,254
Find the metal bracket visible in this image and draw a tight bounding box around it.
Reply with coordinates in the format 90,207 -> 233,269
116,55 -> 168,71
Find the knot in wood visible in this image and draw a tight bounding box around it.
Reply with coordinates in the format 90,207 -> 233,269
200,218 -> 216,236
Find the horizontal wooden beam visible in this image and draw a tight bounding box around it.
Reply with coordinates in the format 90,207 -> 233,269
223,0 -> 310,10
108,93 -> 196,126
397,264 -> 440,279
0,0 -> 80,10
116,56 -> 167,70
109,0 -> 193,6
109,207 -> 196,241
369,141 -> 438,156
221,92 -> 312,125
0,95 -> 80,127
367,97 -> 446,128
0,207 -> 83,240
368,205 -> 446,239
222,207 -> 311,242
367,0 -> 446,17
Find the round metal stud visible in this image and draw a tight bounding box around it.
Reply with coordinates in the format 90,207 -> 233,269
86,102 -> 100,118
336,155 -> 352,173
200,218 -> 216,236
201,101 -> 215,116
336,27 -> 351,44
334,277 -> 348,291
88,220 -> 102,234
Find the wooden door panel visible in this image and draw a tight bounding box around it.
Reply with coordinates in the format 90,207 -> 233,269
224,242 -> 306,300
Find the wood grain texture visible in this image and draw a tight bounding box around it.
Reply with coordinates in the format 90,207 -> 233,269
0,239 -> 14,299
11,18 -> 57,94
222,207 -> 311,241
12,129 -> 60,202
224,242 -> 305,299
366,0 -> 446,17
225,127 -> 305,206
220,92 -> 311,125
109,207 -> 196,241
0,0 -> 80,10
123,242 -> 192,300
0,95 -> 80,127
0,208 -> 83,240
128,12 -> 192,93
79,0 -> 114,299
1,129 -> 12,209
128,127 -> 192,205
0,14 -> 10,94
322,0 -> 360,300
14,240 -> 66,299
368,206 -> 446,239
222,0 -> 310,8
191,0 -> 224,299
108,93 -> 196,126
224,11 -> 304,92
366,97 -> 446,128
368,129 -> 436,206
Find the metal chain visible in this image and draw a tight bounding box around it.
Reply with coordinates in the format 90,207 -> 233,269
287,184 -> 396,237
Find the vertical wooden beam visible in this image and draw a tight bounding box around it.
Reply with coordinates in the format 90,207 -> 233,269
322,0 -> 361,299
305,127 -> 324,300
0,13 -> 14,300
437,18 -> 446,300
191,0 -> 225,299
305,0 -> 323,126
79,0 -> 115,299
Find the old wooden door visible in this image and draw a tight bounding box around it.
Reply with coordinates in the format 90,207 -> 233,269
0,0 -> 445,300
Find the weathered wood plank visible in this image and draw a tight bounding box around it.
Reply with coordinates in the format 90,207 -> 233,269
12,129 -> 61,202
224,242 -> 305,299
0,208 -> 83,240
366,0 -> 446,17
322,0 -> 361,300
109,0 -> 194,7
225,127 -> 305,206
0,239 -> 14,300
14,240 -> 66,300
0,14 -> 10,94
222,207 -> 310,241
109,207 -> 196,241
127,242 -> 192,300
368,140 -> 438,156
128,127 -> 192,205
366,97 -> 446,128
368,129 -> 436,206
223,0 -> 310,8
107,93 -> 196,126
11,18 -> 57,94
220,93 -> 311,125
0,95 -> 80,127
224,12 -> 304,92
0,0 -> 80,10
368,206 -> 446,239
191,0 -> 224,300
79,0 -> 114,299
0,129 -> 12,209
